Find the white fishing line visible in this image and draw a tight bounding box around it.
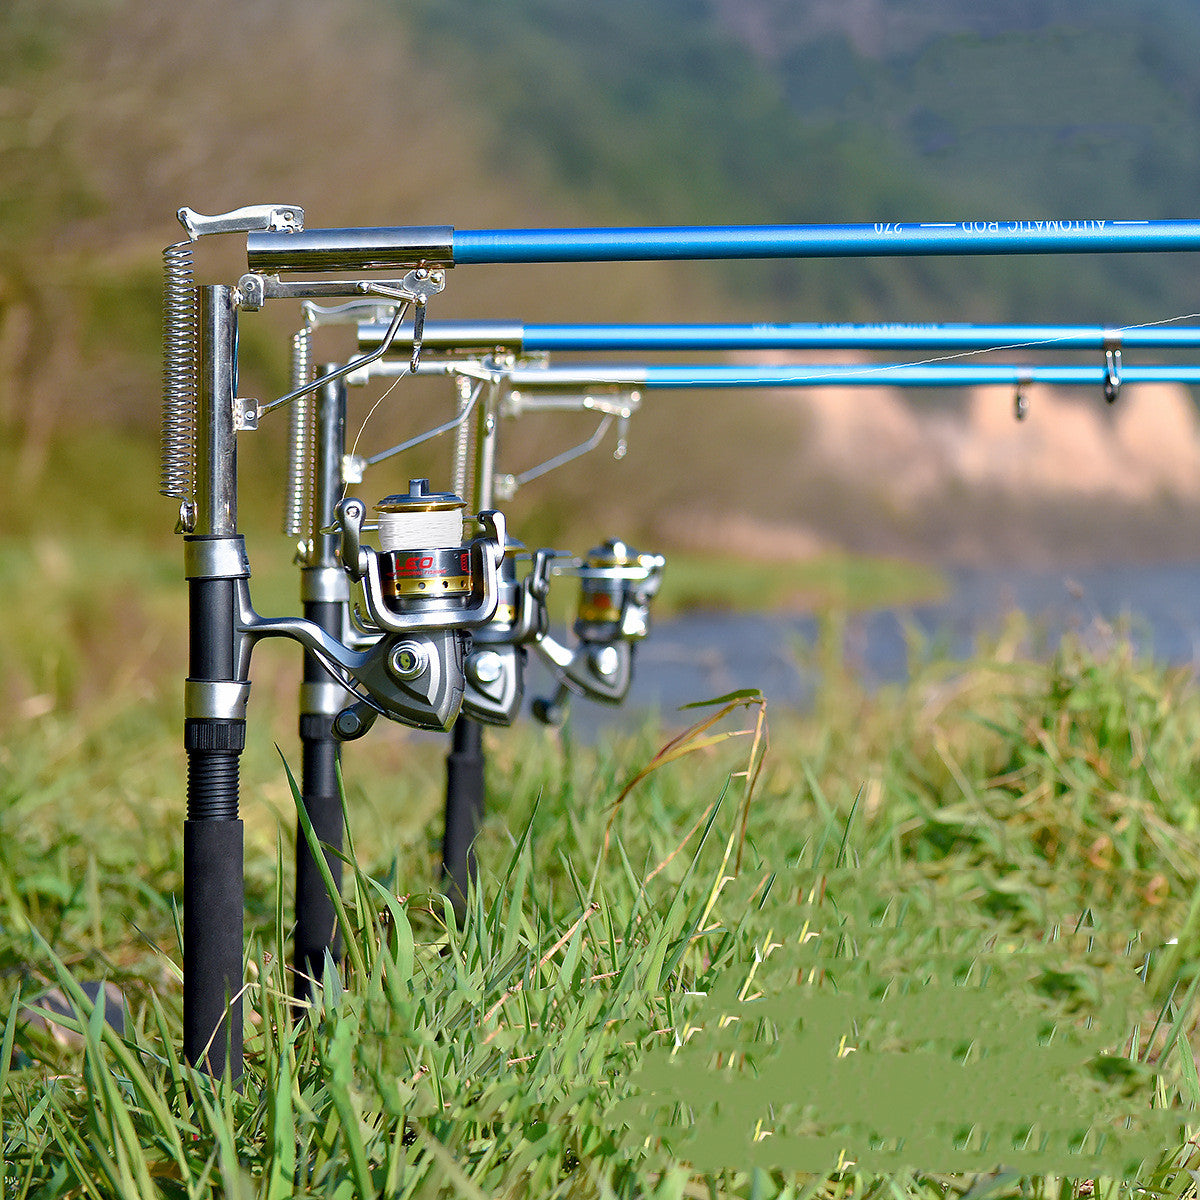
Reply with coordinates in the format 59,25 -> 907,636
344,369 -> 409,500
377,507 -> 463,551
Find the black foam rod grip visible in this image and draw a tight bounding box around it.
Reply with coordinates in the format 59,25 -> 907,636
294,735 -> 344,1004
442,719 -> 485,916
184,819 -> 244,1080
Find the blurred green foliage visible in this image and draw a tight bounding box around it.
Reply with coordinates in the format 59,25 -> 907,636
403,0 -> 1200,323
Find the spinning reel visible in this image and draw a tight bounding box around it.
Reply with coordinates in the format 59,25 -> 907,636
532,538 -> 665,725
462,540 -> 554,725
315,479 -> 506,736
343,330 -> 666,729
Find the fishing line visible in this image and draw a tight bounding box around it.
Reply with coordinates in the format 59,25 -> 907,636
787,310 -> 1200,384
343,368 -> 409,500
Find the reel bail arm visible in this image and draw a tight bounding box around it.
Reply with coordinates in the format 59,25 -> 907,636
461,545 -> 557,726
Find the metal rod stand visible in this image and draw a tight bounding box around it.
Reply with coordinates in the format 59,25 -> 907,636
184,286 -> 245,1081
294,374 -> 349,1004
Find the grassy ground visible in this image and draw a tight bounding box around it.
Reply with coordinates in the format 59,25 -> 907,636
1,431 -> 1197,1196
3,594 -> 1200,1193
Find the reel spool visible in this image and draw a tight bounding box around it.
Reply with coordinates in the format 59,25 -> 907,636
474,537 -> 527,638
374,480 -> 470,618
323,479 -> 506,736
574,539 -> 654,640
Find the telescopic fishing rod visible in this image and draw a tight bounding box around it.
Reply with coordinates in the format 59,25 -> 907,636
246,217 -> 1200,269
358,319 -> 1200,354
161,204 -> 1200,1079
349,340 -> 1200,930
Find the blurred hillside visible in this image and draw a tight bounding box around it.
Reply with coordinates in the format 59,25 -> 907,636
6,0 -> 1200,564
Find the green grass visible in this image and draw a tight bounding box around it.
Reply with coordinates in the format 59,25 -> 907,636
3,613 -> 1200,1193
2,433 -> 1199,1196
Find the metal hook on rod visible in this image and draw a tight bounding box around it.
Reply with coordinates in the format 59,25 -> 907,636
1013,373 -> 1031,422
1104,339 -> 1122,404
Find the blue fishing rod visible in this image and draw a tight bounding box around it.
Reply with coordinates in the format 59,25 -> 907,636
498,363 -> 1200,388
359,320 -> 1200,354
247,218 -> 1200,270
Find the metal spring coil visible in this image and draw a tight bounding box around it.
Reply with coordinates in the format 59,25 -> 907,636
159,240 -> 198,501
452,373 -> 474,502
283,327 -> 316,536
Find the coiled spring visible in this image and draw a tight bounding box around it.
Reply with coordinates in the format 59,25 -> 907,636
283,326 -> 316,537
159,240 -> 198,502
452,372 -> 474,502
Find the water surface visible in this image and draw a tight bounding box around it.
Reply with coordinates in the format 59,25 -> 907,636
526,561 -> 1200,738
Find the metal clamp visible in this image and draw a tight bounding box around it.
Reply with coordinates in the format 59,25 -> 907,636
237,267 -> 444,313
184,536 -> 252,581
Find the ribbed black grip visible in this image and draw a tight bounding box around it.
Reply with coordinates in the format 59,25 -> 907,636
187,750 -> 241,821
184,819 -> 244,1080
185,718 -> 247,752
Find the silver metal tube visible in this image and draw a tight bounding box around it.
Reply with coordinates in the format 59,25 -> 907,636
473,382 -> 499,512
358,320 -> 525,352
196,286 -> 239,536
247,226 -> 454,273
312,369 -> 347,569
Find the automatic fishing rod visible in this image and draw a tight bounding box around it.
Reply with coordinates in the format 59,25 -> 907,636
348,318 -> 1200,922
324,322 -> 660,917
162,204 -> 1200,1078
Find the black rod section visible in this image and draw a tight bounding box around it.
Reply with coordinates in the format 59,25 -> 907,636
183,576 -> 245,1077
443,718 -> 485,917
294,607 -> 344,1004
